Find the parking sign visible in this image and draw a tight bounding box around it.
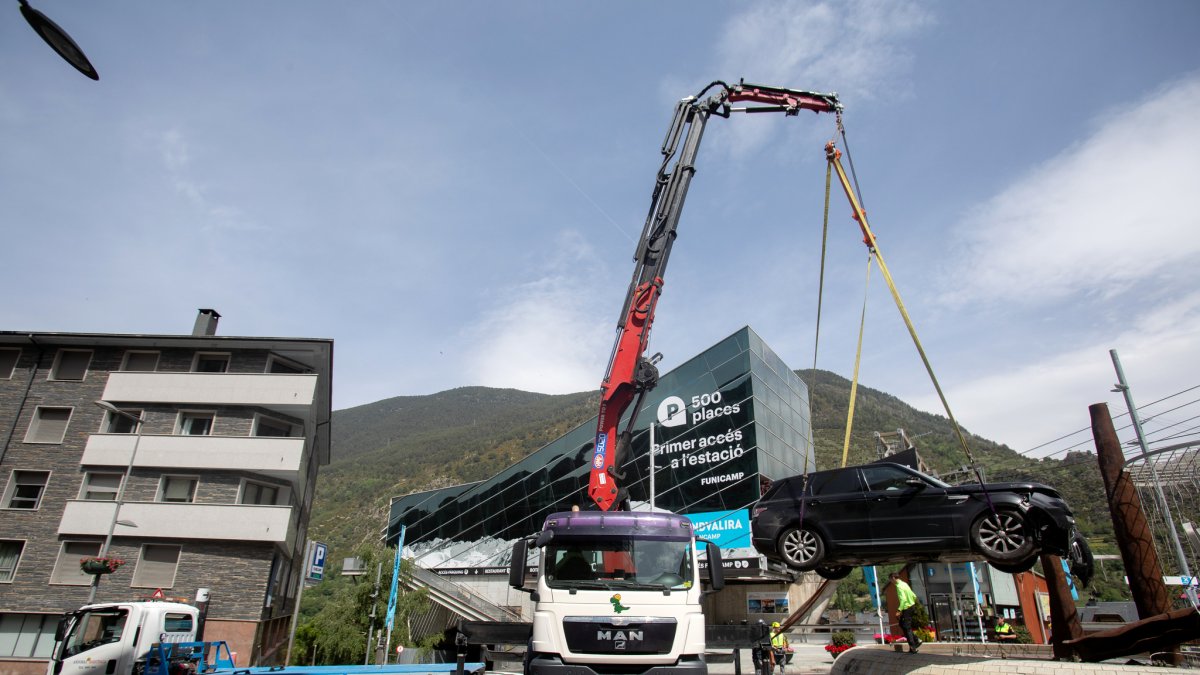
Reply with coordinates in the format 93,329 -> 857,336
308,542 -> 328,581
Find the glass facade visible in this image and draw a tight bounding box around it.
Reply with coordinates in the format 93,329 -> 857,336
387,326 -> 812,565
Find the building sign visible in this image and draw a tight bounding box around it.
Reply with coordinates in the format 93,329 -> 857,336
307,541 -> 328,581
698,556 -> 761,574
645,384 -> 759,514
747,592 -> 790,615
433,566 -> 518,576
687,509 -> 752,550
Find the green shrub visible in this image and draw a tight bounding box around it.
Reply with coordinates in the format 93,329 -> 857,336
911,603 -> 930,627
830,630 -> 857,648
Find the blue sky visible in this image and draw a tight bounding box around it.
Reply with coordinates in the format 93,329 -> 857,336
3,1 -> 1198,459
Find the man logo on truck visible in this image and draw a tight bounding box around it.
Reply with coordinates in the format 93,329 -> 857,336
598,629 -> 643,650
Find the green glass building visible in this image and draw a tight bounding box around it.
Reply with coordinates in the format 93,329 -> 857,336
386,326 -> 812,565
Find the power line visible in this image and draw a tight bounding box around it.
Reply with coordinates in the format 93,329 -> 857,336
1018,385 -> 1200,459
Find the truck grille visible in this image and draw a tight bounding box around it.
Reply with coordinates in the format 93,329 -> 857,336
562,616 -> 677,655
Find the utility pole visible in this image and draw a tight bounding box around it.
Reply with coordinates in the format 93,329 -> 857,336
366,561 -> 381,665
1110,350 -> 1198,607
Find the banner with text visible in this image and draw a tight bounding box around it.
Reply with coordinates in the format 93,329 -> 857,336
687,509 -> 752,550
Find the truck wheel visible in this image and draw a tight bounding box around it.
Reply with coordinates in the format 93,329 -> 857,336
972,509 -> 1034,563
778,526 -> 824,570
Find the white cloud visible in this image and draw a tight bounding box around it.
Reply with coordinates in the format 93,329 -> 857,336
712,0 -> 932,154
153,127 -> 258,233
909,291 -> 1200,454
943,74 -> 1200,306
461,230 -> 614,394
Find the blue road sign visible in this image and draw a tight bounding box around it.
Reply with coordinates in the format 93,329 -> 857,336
308,542 -> 328,581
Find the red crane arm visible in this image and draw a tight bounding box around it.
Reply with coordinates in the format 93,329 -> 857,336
587,81 -> 840,512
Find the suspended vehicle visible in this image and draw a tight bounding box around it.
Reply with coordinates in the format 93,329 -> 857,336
750,461 -> 1095,583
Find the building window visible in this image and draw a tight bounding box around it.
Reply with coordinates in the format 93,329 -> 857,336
131,545 -> 181,588
253,415 -> 294,438
159,476 -> 197,503
0,541 -> 25,582
0,613 -> 59,658
240,480 -> 279,505
177,412 -> 214,436
121,351 -> 160,372
3,471 -> 50,509
105,409 -> 144,434
0,348 -> 18,379
49,349 -> 92,381
51,542 -> 100,585
266,355 -> 306,374
192,353 -> 230,373
24,407 -> 72,444
80,473 -> 122,500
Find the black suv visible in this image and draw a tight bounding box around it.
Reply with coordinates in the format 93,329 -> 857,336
751,462 -> 1093,583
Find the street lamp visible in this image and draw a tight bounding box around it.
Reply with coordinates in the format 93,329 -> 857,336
89,400 -> 144,603
17,0 -> 99,80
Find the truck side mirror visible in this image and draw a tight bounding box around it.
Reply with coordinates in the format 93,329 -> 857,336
509,539 -> 529,592
702,540 -> 724,593
55,618 -> 66,642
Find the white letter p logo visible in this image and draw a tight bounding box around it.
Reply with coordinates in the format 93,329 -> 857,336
657,396 -> 687,427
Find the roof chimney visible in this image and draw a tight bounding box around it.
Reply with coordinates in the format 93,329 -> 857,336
193,309 -> 221,336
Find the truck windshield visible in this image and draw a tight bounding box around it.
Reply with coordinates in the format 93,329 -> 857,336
545,539 -> 692,591
60,607 -> 128,658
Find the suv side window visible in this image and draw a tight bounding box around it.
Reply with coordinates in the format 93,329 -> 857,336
861,466 -> 914,492
809,469 -> 863,496
762,477 -> 806,502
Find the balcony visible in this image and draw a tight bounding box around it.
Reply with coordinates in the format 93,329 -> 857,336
59,500 -> 294,546
102,372 -> 318,417
83,434 -> 304,481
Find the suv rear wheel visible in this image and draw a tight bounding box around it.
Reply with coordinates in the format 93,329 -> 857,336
816,565 -> 853,580
986,556 -> 1038,574
778,526 -> 824,570
972,509 -> 1035,563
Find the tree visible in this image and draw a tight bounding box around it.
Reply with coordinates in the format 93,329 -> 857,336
292,543 -> 430,665
829,569 -> 871,612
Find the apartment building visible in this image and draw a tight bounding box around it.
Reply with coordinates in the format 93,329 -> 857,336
0,310 -> 333,671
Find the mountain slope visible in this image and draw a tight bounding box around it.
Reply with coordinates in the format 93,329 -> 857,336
316,387 -> 596,550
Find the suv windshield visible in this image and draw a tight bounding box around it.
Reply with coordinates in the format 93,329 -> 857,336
545,539 -> 692,591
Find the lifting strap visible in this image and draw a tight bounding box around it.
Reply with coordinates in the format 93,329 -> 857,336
825,140 -> 980,469
797,130 -> 841,530
812,161 -> 832,377
840,255 -> 872,468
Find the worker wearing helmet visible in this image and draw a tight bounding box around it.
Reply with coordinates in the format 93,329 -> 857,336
769,621 -> 790,673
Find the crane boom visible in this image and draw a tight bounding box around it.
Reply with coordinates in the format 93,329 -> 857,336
588,81 -> 841,512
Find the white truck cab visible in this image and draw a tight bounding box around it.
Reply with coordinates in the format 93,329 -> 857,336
511,511 -> 724,675
47,602 -> 199,675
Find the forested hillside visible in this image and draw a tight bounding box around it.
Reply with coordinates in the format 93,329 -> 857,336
308,371 -> 1124,596
315,387 -> 596,551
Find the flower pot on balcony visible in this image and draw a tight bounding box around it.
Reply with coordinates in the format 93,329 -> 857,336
81,560 -> 112,574
80,557 -> 124,575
